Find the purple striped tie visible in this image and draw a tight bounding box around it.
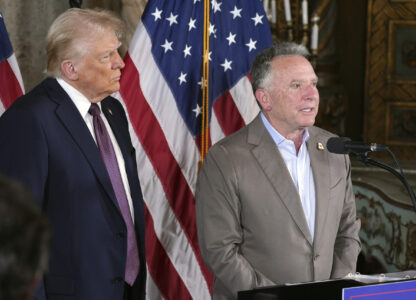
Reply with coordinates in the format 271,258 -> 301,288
89,103 -> 139,286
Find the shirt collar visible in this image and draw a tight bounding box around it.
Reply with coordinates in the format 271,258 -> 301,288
56,78 -> 102,119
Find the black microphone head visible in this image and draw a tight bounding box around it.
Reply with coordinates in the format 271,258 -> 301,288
326,137 -> 351,154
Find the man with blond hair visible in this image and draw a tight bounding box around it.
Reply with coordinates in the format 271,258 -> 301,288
0,8 -> 146,300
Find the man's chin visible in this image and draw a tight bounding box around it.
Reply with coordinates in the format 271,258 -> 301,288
110,83 -> 121,94
300,119 -> 316,128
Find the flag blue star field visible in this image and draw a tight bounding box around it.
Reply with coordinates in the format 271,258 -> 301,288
0,12 -> 24,115
116,0 -> 273,298
142,0 -> 272,137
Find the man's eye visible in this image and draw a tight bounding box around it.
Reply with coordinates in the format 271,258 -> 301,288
293,83 -> 301,89
100,55 -> 110,61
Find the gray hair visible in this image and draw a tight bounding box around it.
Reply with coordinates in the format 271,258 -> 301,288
46,8 -> 126,77
251,42 -> 310,95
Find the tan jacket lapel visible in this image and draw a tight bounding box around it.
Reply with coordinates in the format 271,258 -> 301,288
307,127 -> 330,248
248,115 -> 313,245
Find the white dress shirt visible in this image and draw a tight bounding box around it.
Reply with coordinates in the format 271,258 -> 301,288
261,112 -> 316,240
57,78 -> 135,220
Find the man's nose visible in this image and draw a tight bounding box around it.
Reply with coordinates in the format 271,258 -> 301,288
113,51 -> 125,69
304,84 -> 318,98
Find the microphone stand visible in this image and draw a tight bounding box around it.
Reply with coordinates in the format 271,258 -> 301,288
355,151 -> 416,211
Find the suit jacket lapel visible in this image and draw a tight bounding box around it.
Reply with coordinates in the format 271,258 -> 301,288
306,127 -> 330,248
45,78 -> 119,210
248,115 -> 313,245
102,99 -> 146,240
101,99 -> 136,197
101,100 -> 128,155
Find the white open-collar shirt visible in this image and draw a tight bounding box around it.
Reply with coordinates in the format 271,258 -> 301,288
261,112 -> 316,240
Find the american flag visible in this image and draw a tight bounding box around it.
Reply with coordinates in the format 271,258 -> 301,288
116,0 -> 273,298
0,12 -> 24,115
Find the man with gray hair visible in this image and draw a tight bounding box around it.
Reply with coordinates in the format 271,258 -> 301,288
0,8 -> 146,300
196,42 -> 361,299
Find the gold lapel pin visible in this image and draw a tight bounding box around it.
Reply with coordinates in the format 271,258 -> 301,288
317,142 -> 324,151
107,108 -> 113,116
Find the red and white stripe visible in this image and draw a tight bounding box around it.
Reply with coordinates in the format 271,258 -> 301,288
0,52 -> 24,114
116,21 -> 259,299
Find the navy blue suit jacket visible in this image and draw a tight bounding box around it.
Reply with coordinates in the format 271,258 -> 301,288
0,78 -> 146,300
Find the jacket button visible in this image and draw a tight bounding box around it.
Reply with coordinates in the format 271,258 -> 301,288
314,254 -> 320,261
112,277 -> 124,284
116,231 -> 125,239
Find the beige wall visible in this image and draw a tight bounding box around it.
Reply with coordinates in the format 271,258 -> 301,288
0,0 -> 147,91
121,0 -> 148,54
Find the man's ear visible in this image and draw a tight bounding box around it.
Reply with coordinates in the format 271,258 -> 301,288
60,60 -> 78,81
255,88 -> 272,111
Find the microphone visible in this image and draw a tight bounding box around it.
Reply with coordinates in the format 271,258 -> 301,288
326,137 -> 388,154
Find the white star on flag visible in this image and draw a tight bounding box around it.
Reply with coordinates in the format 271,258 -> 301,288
252,13 -> 264,26
209,23 -> 216,37
198,77 -> 207,89
230,6 -> 242,19
166,12 -> 178,26
161,39 -> 173,52
226,32 -> 236,45
212,0 -> 222,13
246,38 -> 257,52
152,8 -> 162,21
178,72 -> 187,85
183,44 -> 192,58
221,58 -> 232,71
203,50 -> 212,62
192,104 -> 201,116
188,18 -> 196,31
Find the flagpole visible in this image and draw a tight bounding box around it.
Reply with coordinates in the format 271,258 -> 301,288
200,0 -> 210,167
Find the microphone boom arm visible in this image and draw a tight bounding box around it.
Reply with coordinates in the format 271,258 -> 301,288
356,153 -> 416,211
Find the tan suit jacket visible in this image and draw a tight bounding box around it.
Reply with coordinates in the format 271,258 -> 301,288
196,114 -> 361,300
